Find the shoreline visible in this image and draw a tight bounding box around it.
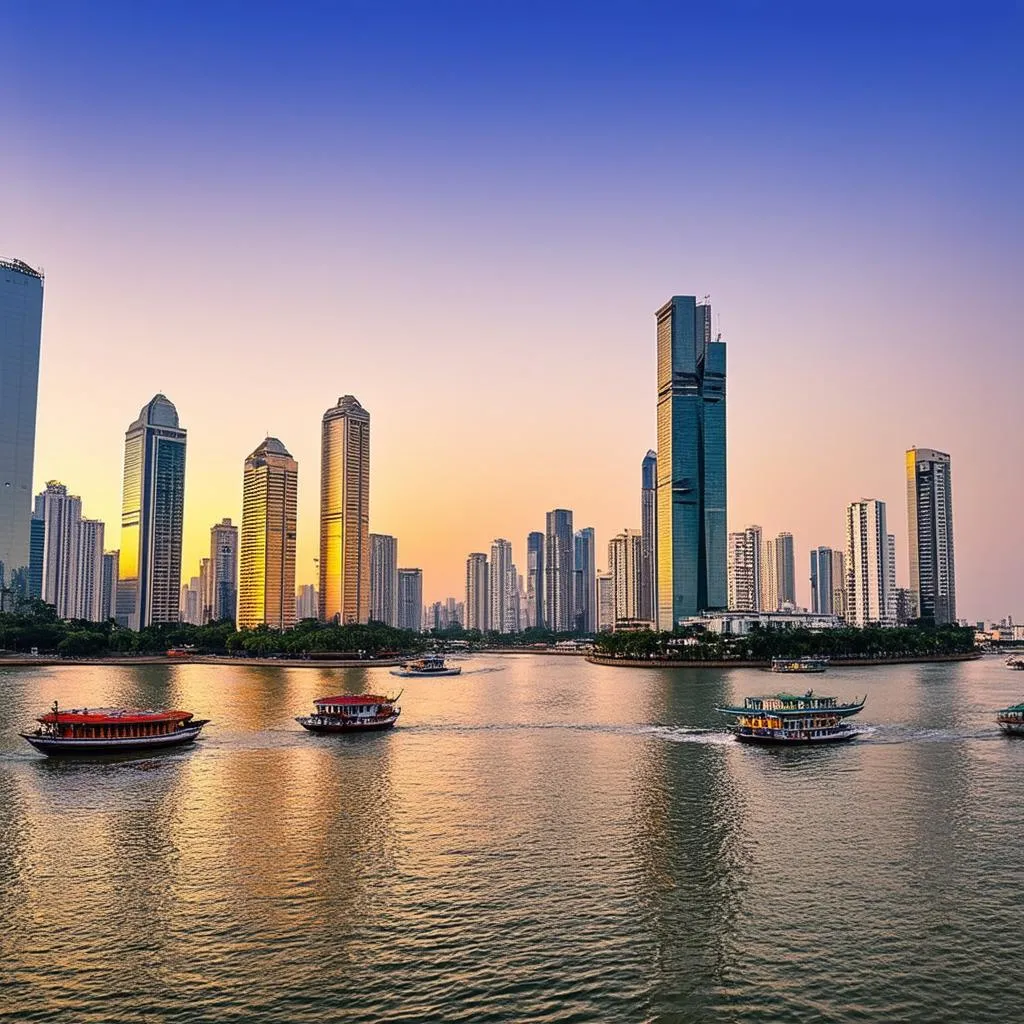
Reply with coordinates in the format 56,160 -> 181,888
586,651 -> 982,669
0,654 -> 409,669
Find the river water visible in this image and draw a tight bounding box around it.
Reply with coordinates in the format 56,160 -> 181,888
1,654 -> 1021,1023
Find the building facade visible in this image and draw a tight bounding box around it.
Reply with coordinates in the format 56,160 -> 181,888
397,568 -> 423,632
846,499 -> 891,627
596,573 -> 614,632
608,529 -> 643,626
489,538 -> 518,634
545,509 -> 574,632
296,584 -> 318,621
830,549 -> 847,620
117,394 -> 187,629
76,518 -> 105,622
810,546 -> 834,615
101,550 -> 119,621
465,552 -> 489,631
320,395 -> 370,624
906,447 -> 956,624
655,295 -> 726,629
238,437 -> 298,630
369,533 -> 399,626
0,258 -> 43,607
573,527 -> 596,633
526,530 -> 545,629
640,450 -> 658,624
210,518 -> 239,622
39,481 -> 81,620
727,525 -> 762,611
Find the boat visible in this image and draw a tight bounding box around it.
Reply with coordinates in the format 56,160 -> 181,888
390,654 -> 462,677
996,703 -> 1024,735
1006,657 -> 1024,671
770,656 -> 829,673
20,701 -> 209,757
716,690 -> 866,745
295,692 -> 401,734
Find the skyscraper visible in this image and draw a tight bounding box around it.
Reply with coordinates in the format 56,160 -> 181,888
640,450 -> 658,623
810,546 -> 834,615
596,573 -> 614,632
830,549 -> 847,621
906,448 -> 956,624
296,584 -> 318,621
608,529 -> 643,625
846,499 -> 891,627
0,258 -> 43,607
727,525 -> 762,611
545,509 -> 574,632
76,518 -> 105,621
39,481 -> 81,619
397,568 -> 423,632
370,533 -> 399,626
655,295 -> 726,629
28,504 -> 44,600
573,527 -> 596,632
117,394 -> 187,629
100,550 -> 119,621
489,539 -> 517,634
320,396 -> 370,624
238,437 -> 298,630
775,532 -> 796,608
466,552 -> 489,631
526,531 -> 545,629
210,518 -> 239,622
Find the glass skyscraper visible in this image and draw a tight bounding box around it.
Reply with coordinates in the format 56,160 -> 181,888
573,526 -> 596,633
639,450 -> 657,623
655,296 -> 726,629
544,509 -> 574,633
0,258 -> 44,607
116,394 -> 187,629
810,546 -> 834,615
906,448 -> 956,624
526,531 -> 545,629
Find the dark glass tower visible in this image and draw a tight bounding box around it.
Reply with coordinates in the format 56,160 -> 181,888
655,296 -> 726,629
526,531 -> 545,629
544,509 -> 574,633
640,450 -> 657,622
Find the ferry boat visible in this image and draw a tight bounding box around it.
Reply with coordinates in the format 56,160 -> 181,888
1006,657 -> 1024,671
295,693 -> 401,734
716,690 -> 866,745
770,656 -> 829,674
996,703 -> 1024,735
20,702 -> 209,757
390,654 -> 462,678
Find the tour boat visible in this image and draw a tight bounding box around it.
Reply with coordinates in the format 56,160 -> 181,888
996,703 -> 1024,735
1006,657 -> 1024,671
296,693 -> 401,734
20,702 -> 209,756
390,654 -> 462,677
716,690 -> 866,745
770,656 -> 829,674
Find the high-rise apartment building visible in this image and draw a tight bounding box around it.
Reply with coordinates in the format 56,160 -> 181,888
489,539 -> 518,634
320,396 -> 370,624
831,549 -> 847,620
545,509 -> 574,632
640,450 -> 658,623
117,394 -> 187,629
526,531 -> 545,629
846,499 -> 891,627
76,518 -> 105,622
210,518 -> 238,622
296,584 -> 318,621
369,533 -> 399,626
238,438 -> 298,630
596,573 -> 614,632
810,546 -> 834,615
655,295 -> 726,629
573,527 -> 596,633
608,529 -> 643,625
0,258 -> 44,607
906,448 -> 956,624
198,557 -> 212,623
727,525 -> 762,611
101,550 -> 119,621
466,552 -> 489,631
397,568 -> 423,632
39,481 -> 81,619
761,532 -> 794,611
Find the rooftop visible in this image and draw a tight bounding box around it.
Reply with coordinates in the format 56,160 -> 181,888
0,257 -> 44,280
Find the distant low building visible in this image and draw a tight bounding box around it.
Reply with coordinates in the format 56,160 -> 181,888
681,610 -> 842,636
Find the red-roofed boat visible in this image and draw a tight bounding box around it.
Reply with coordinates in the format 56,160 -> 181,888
296,692 -> 401,734
20,701 -> 209,757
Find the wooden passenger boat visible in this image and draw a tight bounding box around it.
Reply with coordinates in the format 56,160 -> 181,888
716,690 -> 865,745
296,693 -> 401,734
996,703 -> 1024,735
390,655 -> 462,677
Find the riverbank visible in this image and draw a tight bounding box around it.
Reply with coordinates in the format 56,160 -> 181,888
586,651 -> 982,669
0,654 -> 409,669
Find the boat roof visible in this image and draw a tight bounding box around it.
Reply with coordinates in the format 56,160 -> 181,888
999,703 -> 1024,713
39,708 -> 194,725
313,694 -> 391,705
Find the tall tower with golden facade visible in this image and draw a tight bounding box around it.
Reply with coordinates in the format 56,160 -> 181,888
319,396 -> 370,624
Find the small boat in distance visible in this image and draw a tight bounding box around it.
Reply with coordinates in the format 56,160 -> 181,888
296,693 -> 401,734
996,703 -> 1024,735
770,656 -> 829,673
1006,657 -> 1024,671
716,690 -> 865,745
20,701 -> 208,757
390,654 -> 462,678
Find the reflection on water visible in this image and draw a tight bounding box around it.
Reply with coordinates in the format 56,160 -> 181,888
1,655 -> 1023,1022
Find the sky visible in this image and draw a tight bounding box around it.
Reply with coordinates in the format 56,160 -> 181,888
2,2 -> 1022,620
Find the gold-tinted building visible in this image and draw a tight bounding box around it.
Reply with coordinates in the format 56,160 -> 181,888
238,437 -> 298,630
320,396 -> 370,624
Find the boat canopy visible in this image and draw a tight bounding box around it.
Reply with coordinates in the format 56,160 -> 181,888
38,708 -> 193,726
716,692 -> 865,717
313,694 -> 390,706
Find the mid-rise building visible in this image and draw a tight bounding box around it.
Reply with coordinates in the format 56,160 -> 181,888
76,518 -> 105,622
238,437 -> 298,630
597,573 -> 614,632
101,550 -> 119,621
28,505 -> 44,600
545,509 -> 574,632
39,481 -> 81,619
846,499 -> 891,627
489,539 -> 518,633
197,557 -> 212,623
608,529 -> 643,626
727,525 -> 762,611
761,532 -> 795,611
655,295 -> 726,629
810,546 -> 834,615
906,447 -> 956,624
397,568 -> 423,632
640,450 -> 658,623
210,518 -> 239,622
320,395 -> 370,624
573,527 -> 596,633
117,394 -> 187,629
831,549 -> 847,620
296,584 -> 318,621
526,531 -> 545,629
0,258 -> 44,607
466,552 -> 489,631
369,533 -> 399,626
